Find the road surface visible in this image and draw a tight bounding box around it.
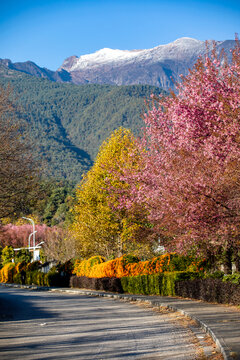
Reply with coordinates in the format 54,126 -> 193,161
0,286 -> 218,359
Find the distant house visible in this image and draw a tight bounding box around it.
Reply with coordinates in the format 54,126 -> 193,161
41,260 -> 58,274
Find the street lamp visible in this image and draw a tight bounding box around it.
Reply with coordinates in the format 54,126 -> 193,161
22,217 -> 37,249
28,231 -> 37,249
14,219 -> 43,262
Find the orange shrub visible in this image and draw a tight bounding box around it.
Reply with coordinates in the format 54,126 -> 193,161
73,256 -> 105,277
15,261 -> 27,274
0,263 -> 16,283
73,254 -> 175,279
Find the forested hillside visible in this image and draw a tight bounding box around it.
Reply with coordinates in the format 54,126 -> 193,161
0,65 -> 164,183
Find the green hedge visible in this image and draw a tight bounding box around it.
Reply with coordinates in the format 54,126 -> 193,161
12,270 -> 70,287
120,272 -> 201,296
175,278 -> 240,305
120,272 -> 240,305
10,269 -> 240,305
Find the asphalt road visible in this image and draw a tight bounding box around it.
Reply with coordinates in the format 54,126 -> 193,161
0,287 -> 217,359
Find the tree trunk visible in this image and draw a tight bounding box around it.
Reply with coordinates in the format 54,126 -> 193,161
206,251 -> 217,272
234,253 -> 240,272
223,248 -> 232,274
117,237 -> 123,258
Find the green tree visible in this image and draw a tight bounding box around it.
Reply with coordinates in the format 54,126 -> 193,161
0,66 -> 162,183
42,184 -> 74,226
15,249 -> 31,264
1,245 -> 14,266
21,179 -> 75,227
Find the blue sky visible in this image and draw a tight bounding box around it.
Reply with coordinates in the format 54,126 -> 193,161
0,0 -> 239,70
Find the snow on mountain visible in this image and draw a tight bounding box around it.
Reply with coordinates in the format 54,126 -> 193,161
65,48 -> 144,70
59,38 -> 207,72
57,37 -> 235,90
1,37 -> 235,91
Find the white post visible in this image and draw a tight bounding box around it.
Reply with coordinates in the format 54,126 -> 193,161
22,217 -> 37,250
28,233 -> 32,249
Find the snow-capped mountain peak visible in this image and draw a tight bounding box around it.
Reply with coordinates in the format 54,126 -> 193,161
2,37 -> 233,91
61,47 -> 145,71
60,37 -> 208,72
57,37 -> 234,89
172,37 -> 202,44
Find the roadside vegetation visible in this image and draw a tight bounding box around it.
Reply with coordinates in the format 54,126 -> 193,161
0,39 -> 240,306
0,65 -> 163,183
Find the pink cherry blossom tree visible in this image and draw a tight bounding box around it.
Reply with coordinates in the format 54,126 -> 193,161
0,223 -> 76,263
119,39 -> 240,271
0,223 -> 49,248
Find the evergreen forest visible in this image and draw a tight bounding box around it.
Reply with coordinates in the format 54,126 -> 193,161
0,64 -> 164,183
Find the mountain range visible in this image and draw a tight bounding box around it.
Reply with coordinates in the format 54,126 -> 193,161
0,65 -> 163,183
0,37 -> 235,91
0,37 -> 236,183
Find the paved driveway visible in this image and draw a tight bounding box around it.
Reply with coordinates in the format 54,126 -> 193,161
0,287 -> 215,359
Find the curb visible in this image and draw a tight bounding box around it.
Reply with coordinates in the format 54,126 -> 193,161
57,288 -> 232,360
0,283 -> 232,359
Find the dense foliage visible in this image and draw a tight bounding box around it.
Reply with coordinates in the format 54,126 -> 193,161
0,224 -> 76,264
0,260 -> 71,287
109,40 -> 240,270
1,40 -> 240,297
71,128 -> 153,258
0,224 -> 49,249
175,278 -> 240,305
0,65 -> 163,183
30,180 -> 75,226
73,253 -> 205,278
1,245 -> 14,266
121,272 -> 200,296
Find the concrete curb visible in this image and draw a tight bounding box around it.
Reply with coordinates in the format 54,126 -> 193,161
58,288 -> 232,360
0,283 -> 232,359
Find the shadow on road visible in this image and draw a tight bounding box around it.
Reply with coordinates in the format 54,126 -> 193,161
0,288 -> 57,321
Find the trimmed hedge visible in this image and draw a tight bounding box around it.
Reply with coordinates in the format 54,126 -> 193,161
12,270 -> 70,287
0,263 -> 15,283
70,273 -> 240,305
70,272 -> 200,296
73,254 -> 206,279
2,260 -> 239,305
70,275 -> 123,293
175,278 -> 240,305
120,272 -> 200,296
0,261 -> 72,287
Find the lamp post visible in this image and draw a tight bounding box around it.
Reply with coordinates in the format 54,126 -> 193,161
28,231 -> 37,249
22,217 -> 37,249
14,219 -> 43,262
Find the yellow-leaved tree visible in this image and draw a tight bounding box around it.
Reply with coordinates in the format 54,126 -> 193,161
71,128 -> 153,259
